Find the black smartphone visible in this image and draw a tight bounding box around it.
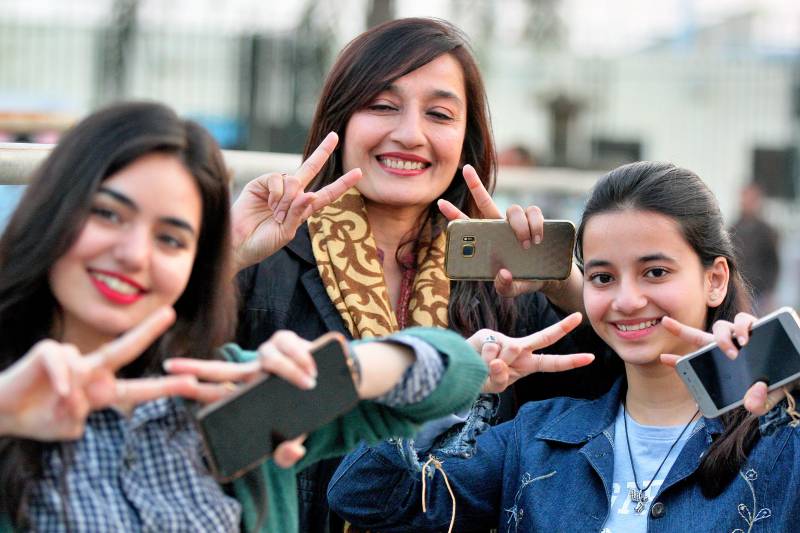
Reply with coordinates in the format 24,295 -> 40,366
676,307 -> 800,418
444,219 -> 575,281
195,332 -> 359,482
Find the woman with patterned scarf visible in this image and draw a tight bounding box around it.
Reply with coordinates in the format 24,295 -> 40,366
231,18 -> 621,533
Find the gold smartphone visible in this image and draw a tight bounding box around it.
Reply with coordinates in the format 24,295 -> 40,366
444,219 -> 576,281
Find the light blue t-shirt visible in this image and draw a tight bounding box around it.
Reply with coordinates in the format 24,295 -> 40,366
601,405 -> 698,533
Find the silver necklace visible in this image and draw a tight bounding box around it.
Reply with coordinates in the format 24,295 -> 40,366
623,403 -> 699,514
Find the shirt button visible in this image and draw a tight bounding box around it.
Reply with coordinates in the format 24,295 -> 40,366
123,451 -> 135,470
650,502 -> 666,518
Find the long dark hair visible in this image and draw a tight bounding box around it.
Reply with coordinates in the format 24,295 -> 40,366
0,101 -> 236,523
575,161 -> 755,497
303,17 -> 514,334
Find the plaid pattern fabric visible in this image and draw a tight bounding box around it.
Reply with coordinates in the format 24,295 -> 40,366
27,398 -> 240,532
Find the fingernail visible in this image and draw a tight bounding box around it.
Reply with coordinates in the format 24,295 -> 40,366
275,211 -> 286,224
162,360 -> 173,372
305,376 -> 317,389
522,240 -> 531,249
726,348 -> 738,358
534,235 -> 542,245
737,336 -> 747,347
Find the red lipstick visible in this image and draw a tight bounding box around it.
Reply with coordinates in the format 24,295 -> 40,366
88,269 -> 145,305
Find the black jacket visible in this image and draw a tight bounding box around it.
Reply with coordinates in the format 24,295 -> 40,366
236,224 -> 621,533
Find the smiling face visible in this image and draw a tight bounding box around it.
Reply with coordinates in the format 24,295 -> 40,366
342,53 -> 467,211
582,209 -> 728,365
48,152 -> 202,350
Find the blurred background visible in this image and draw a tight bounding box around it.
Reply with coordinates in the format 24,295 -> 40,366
0,0 -> 798,311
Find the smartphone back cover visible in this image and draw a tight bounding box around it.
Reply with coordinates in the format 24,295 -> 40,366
445,219 -> 575,280
197,339 -> 359,481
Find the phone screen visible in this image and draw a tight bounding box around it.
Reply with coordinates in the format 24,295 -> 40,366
686,317 -> 800,409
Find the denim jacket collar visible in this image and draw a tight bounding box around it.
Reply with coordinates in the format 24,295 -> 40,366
535,378 -> 726,445
535,379 -> 625,444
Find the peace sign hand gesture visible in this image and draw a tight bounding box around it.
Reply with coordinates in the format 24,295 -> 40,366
0,307 -> 204,441
468,312 -> 595,393
231,132 -> 362,272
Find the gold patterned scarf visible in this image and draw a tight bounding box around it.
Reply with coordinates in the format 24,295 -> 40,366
308,187 -> 449,339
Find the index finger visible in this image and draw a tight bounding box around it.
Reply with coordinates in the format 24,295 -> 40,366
535,352 -> 595,373
661,316 -> 713,348
517,312 -> 583,352
296,131 -> 339,188
88,307 -> 176,372
462,164 -> 502,218
113,375 -> 200,406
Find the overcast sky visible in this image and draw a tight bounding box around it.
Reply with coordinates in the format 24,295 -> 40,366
1,0 -> 798,56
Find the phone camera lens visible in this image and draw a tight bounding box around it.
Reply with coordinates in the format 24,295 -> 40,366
462,244 -> 475,257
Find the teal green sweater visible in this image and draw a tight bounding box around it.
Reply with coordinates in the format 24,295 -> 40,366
1,327 -> 487,533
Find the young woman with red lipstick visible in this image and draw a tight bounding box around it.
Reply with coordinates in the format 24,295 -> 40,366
329,161 -> 800,532
232,17 -> 618,533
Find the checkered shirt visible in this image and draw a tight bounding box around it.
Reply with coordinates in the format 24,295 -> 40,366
26,398 -> 240,532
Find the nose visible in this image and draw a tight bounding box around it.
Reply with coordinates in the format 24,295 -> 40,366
389,106 -> 426,148
113,224 -> 150,271
611,277 -> 648,314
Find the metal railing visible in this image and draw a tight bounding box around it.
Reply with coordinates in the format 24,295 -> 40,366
0,142 -> 303,187
0,142 -> 599,194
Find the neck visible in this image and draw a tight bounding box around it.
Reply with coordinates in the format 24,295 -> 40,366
364,199 -> 428,254
624,361 -> 698,426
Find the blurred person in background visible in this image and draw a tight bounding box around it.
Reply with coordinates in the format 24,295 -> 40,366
231,17 -> 618,533
730,182 -> 780,314
497,143 -> 537,167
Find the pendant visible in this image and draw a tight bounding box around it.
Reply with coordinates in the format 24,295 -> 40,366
629,488 -> 648,514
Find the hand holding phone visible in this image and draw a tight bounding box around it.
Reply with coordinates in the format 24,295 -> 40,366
672,307 -> 800,418
445,219 -> 575,281
193,332 -> 359,481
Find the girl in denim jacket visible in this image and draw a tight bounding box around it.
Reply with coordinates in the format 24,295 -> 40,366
329,161 -> 800,533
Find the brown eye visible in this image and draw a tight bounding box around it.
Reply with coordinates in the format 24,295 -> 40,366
91,206 -> 121,224
158,233 -> 187,249
646,268 -> 669,279
589,273 -> 613,285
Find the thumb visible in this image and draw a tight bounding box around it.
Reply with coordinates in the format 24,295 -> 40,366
659,353 -> 681,368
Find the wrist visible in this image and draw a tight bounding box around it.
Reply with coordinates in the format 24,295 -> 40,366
540,279 -> 562,299
346,346 -> 362,388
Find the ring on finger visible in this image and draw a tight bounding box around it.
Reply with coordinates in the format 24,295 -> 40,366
482,334 -> 498,347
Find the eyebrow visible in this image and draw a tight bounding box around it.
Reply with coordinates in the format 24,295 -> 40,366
384,84 -> 464,107
584,253 -> 678,270
97,186 -> 197,236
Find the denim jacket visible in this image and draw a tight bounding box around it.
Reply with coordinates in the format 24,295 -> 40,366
328,380 -> 800,532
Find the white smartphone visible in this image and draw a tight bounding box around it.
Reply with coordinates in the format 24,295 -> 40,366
676,307 -> 800,418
